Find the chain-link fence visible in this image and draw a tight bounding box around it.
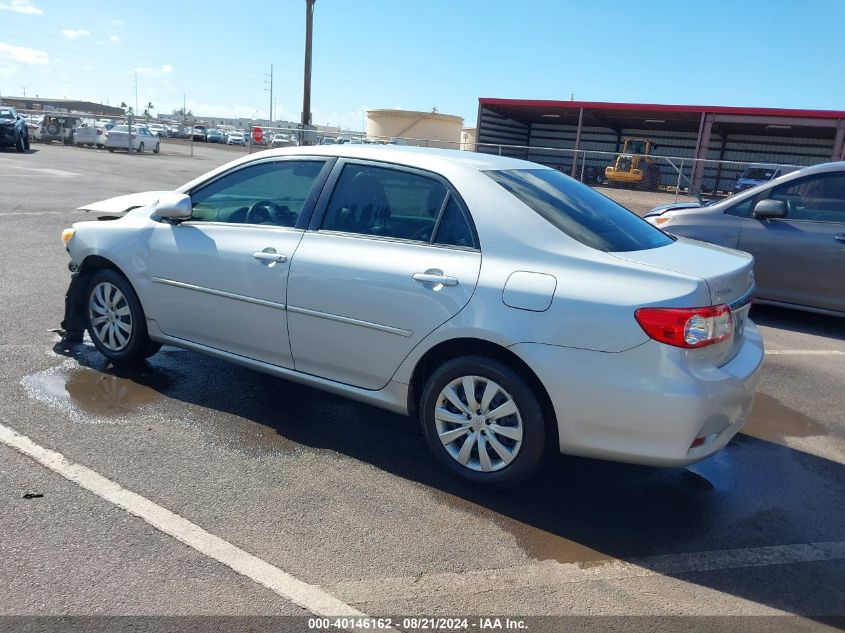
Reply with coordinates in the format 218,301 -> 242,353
11,106 -> 825,217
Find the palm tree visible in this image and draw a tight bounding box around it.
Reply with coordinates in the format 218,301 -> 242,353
145,102 -> 154,120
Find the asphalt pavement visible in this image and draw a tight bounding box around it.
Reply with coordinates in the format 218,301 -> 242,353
1,142 -> 843,632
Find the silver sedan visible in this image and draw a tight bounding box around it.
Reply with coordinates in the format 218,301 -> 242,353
60,146 -> 763,486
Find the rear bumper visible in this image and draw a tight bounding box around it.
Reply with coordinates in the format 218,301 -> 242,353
512,321 -> 764,466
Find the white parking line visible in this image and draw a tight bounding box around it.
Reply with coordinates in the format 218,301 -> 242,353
766,350 -> 844,356
0,419 -> 373,624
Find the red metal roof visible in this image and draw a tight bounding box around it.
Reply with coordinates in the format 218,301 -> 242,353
478,98 -> 845,120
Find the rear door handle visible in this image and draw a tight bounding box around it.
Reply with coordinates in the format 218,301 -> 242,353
413,272 -> 458,287
835,233 -> 845,243
253,250 -> 287,263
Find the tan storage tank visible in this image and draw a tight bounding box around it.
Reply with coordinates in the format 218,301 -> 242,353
367,109 -> 463,149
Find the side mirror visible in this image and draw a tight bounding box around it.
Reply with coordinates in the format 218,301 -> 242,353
752,199 -> 787,220
153,192 -> 192,222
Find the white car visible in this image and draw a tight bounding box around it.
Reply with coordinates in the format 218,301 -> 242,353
147,123 -> 167,138
74,124 -> 107,149
60,146 -> 763,487
104,125 -> 160,153
226,133 -> 246,145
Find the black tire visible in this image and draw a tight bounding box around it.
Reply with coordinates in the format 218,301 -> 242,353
85,269 -> 160,364
137,142 -> 144,154
15,134 -> 25,153
419,356 -> 546,488
153,143 -> 160,154
108,148 -> 115,153
24,134 -> 30,151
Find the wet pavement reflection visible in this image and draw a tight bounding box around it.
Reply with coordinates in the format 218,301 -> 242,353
23,339 -> 845,571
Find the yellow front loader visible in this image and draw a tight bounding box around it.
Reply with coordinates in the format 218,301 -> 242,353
605,138 -> 662,190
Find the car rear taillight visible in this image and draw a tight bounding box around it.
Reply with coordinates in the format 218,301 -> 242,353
635,305 -> 733,349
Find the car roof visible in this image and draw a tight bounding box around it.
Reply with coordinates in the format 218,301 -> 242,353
254,144 -> 549,172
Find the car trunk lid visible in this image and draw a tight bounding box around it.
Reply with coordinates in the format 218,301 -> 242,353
612,237 -> 755,365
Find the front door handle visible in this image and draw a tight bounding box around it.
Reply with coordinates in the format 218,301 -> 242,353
413,272 -> 458,287
835,233 -> 845,243
253,250 -> 287,263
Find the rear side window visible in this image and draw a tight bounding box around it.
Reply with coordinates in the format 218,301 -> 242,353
486,169 -> 673,252
321,164 -> 447,241
433,197 -> 475,248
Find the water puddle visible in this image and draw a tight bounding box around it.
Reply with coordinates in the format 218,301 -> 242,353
428,489 -> 613,565
22,347 -> 302,456
21,359 -> 171,424
741,393 -> 831,443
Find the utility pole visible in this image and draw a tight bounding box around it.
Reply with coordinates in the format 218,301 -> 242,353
134,69 -> 139,117
265,63 -> 274,126
301,0 -> 315,143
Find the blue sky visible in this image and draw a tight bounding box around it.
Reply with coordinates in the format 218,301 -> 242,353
1,0 -> 843,129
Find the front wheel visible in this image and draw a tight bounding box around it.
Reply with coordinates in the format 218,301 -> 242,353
15,134 -> 25,152
419,356 -> 547,488
137,142 -> 144,154
85,269 -> 160,363
153,143 -> 160,154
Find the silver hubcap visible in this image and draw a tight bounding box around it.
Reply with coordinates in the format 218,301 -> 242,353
89,282 -> 132,351
434,375 -> 523,473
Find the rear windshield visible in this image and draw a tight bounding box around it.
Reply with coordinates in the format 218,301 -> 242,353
742,168 -> 776,180
485,168 -> 673,252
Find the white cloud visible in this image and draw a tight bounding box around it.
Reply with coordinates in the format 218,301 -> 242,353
0,0 -> 44,16
0,41 -> 49,65
111,18 -> 124,27
134,64 -> 173,77
109,35 -> 120,42
61,28 -> 90,40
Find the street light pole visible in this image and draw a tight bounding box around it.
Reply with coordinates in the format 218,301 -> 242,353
301,0 -> 315,143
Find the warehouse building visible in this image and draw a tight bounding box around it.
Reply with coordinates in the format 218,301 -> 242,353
0,96 -> 124,117
476,98 -> 845,193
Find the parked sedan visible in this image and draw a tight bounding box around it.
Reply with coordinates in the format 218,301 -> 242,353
646,161 -> 845,316
226,133 -> 246,145
60,146 -> 762,487
74,124 -> 107,149
206,129 -> 225,144
104,125 -> 161,153
0,106 -> 30,152
271,132 -> 294,148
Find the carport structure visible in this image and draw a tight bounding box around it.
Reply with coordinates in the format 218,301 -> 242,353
476,98 -> 845,193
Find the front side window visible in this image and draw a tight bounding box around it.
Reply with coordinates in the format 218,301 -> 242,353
725,193 -> 764,218
189,160 -> 325,226
486,168 -> 673,252
768,173 -> 845,223
321,163 -> 448,241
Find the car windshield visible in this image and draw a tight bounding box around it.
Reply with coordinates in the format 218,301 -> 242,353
485,168 -> 674,252
0,109 -> 14,120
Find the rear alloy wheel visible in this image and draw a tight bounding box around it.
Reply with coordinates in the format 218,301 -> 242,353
86,269 -> 160,363
153,142 -> 160,154
137,142 -> 144,154
420,356 -> 546,487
